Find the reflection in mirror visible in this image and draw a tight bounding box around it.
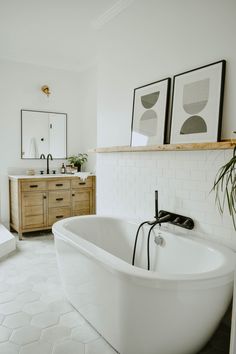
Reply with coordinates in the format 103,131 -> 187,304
21,110 -> 67,159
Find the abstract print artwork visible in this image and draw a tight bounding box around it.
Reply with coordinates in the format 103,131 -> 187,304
131,78 -> 170,146
170,60 -> 226,144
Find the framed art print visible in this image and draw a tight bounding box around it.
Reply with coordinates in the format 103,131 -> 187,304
131,78 -> 170,146
170,60 -> 226,144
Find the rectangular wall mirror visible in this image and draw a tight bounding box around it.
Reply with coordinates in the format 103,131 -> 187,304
21,109 -> 67,159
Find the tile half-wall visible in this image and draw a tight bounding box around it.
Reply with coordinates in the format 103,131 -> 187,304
96,149 -> 236,250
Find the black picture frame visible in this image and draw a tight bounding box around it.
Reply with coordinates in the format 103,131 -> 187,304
169,60 -> 226,144
130,78 -> 171,146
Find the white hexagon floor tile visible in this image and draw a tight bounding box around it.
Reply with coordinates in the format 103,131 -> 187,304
53,339 -> 85,354
40,292 -> 64,304
17,291 -> 41,304
0,291 -> 17,304
0,234 -> 120,354
59,311 -> 85,328
85,338 -> 117,354
0,325 -> 12,342
0,313 -> 4,324
0,341 -> 19,354
41,325 -> 71,343
0,301 -> 22,315
10,282 -> 33,295
3,312 -> 31,329
31,311 -> 60,328
10,325 -> 41,345
19,340 -> 52,354
23,300 -> 49,315
0,282 -> 10,293
49,299 -> 73,314
71,322 -> 100,344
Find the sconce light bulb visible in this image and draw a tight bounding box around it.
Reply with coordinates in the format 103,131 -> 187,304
41,85 -> 51,97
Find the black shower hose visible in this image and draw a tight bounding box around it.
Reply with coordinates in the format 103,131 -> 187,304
132,221 -> 159,270
132,221 -> 149,266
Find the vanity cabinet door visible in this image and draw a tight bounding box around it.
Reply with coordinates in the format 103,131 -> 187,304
71,189 -> 93,216
21,191 -> 47,229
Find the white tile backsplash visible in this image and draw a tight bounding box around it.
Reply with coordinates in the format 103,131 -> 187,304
96,149 -> 236,250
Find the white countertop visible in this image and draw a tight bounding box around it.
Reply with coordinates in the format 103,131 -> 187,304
9,173 -> 95,180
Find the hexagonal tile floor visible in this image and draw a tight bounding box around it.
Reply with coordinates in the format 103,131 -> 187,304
0,233 -> 116,354
0,233 -> 231,354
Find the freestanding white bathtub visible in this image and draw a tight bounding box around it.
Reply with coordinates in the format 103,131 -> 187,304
53,215 -> 235,354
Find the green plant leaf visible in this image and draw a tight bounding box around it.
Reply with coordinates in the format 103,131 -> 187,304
212,149 -> 236,230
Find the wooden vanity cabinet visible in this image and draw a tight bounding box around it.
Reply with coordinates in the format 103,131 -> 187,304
9,176 -> 96,240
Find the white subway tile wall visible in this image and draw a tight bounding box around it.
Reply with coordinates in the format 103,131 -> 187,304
96,150 -> 236,250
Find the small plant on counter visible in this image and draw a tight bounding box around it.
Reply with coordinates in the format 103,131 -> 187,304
212,133 -> 236,229
68,153 -> 88,172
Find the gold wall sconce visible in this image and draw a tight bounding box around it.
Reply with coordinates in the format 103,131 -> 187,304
41,85 -> 51,97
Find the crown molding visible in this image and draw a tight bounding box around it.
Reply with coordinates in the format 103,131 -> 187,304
92,0 -> 134,30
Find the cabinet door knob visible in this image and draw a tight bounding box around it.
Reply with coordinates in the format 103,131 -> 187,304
43,195 -> 47,199
72,194 -> 75,197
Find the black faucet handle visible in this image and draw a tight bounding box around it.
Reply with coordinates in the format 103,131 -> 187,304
158,210 -> 167,218
182,218 -> 194,229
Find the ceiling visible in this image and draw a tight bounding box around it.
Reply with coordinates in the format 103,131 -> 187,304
0,0 -> 133,72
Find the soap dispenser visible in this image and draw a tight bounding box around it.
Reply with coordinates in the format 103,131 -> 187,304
61,163 -> 66,174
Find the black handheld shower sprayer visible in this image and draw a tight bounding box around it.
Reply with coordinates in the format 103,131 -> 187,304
132,190 -> 166,267
132,190 -> 194,270
155,190 -> 158,219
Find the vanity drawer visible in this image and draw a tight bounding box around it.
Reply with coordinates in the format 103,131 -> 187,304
21,181 -> 47,191
48,180 -> 70,190
71,177 -> 92,189
48,190 -> 71,207
48,207 -> 71,225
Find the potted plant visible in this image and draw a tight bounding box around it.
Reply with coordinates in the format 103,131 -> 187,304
68,153 -> 88,172
212,137 -> 236,229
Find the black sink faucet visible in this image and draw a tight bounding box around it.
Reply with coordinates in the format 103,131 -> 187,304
46,154 -> 53,174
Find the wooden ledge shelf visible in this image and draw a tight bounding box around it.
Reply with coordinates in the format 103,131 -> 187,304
90,140 -> 236,153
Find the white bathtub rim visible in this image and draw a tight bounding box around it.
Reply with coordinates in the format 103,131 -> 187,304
54,231 -> 234,291
53,215 -> 235,290
53,215 -> 235,281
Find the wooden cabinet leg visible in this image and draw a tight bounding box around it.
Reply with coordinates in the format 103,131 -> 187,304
18,232 -> 23,241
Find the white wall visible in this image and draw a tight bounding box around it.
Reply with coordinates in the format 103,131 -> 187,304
96,0 -> 236,248
78,67 -> 97,172
0,59 -> 97,225
97,149 -> 236,249
97,0 -> 236,147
